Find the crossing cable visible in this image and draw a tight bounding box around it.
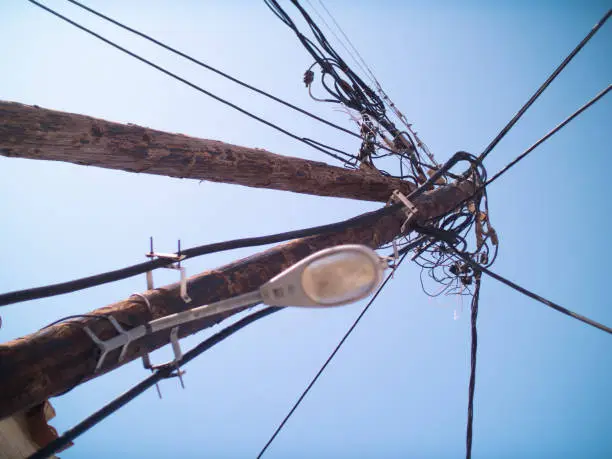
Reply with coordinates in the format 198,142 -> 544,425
303,0 -> 440,170
307,0 -> 439,168
256,252 -> 409,458
27,0 -> 357,164
484,84 -> 611,189
443,243 -> 612,335
28,306 -> 282,459
264,0 -> 428,176
64,0 -> 364,142
478,9 -> 611,163
438,83 -> 611,219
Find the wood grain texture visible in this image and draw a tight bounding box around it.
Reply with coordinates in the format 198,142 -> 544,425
0,101 -> 415,202
0,178 -> 475,420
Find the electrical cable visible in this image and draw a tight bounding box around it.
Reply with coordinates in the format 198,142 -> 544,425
0,201 -> 407,307
438,83 -> 611,220
264,0 -> 432,178
64,0 -> 364,142
484,84 -> 611,189
478,9 -> 611,162
256,252 -> 408,458
447,245 -> 612,335
465,274 -> 481,459
308,0 -> 439,167
28,306 -> 282,459
27,0 -> 356,164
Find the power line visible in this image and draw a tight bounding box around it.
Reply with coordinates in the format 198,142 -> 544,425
264,0 -> 431,178
303,0 -> 373,85
478,9 -> 611,163
465,274 -> 481,459
29,306 -> 282,459
484,84 -> 611,189
448,246 -> 612,335
439,83 -> 611,219
256,252 -> 408,458
64,0 -> 363,142
27,0 -> 356,164
0,201 -> 408,307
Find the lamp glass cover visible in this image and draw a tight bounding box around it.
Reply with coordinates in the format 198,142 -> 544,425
301,250 -> 378,305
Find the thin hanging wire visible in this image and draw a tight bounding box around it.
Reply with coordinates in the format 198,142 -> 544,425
257,252 -> 409,458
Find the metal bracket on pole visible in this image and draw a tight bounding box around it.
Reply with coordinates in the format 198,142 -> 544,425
142,326 -> 186,399
382,190 -> 419,272
84,316 -> 132,372
388,190 -> 418,233
145,238 -> 191,303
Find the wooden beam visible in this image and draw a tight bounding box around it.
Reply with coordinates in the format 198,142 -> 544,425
0,179 -> 475,420
0,101 -> 415,202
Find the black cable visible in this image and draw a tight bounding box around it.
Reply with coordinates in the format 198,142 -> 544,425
256,252 -> 408,458
263,0 -> 431,177
27,0 -> 356,164
449,246 -> 612,335
465,274 -> 481,459
438,84 -> 611,220
64,0 -> 364,142
478,9 -> 611,162
484,84 -> 611,189
0,201 -> 405,307
29,306 -> 282,459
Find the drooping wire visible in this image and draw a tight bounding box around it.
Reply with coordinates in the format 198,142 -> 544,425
256,252 -> 408,458
478,9 -> 611,163
0,201 -> 407,307
27,0 -> 357,164
414,224 -> 612,335
450,246 -> 612,335
28,307 -> 282,459
465,274 -> 481,459
64,0 -> 365,142
307,0 -> 440,167
263,0 -> 431,179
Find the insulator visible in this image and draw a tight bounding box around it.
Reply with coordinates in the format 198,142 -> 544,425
303,70 -> 314,87
461,276 -> 473,286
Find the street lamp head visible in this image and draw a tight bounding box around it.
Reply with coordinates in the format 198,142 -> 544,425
259,245 -> 386,307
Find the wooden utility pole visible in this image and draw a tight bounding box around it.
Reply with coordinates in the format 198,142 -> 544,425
0,101 -> 415,202
0,178 -> 475,420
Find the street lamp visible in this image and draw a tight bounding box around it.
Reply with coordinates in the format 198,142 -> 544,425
260,244 -> 385,307
88,244 -> 387,370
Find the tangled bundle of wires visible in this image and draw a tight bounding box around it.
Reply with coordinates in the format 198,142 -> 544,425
264,0 -> 436,184
383,151 -> 498,297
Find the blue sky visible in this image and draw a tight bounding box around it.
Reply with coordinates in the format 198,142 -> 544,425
1,1 -> 611,458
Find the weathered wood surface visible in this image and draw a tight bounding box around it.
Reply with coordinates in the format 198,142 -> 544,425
0,101 -> 415,202
0,179 -> 475,420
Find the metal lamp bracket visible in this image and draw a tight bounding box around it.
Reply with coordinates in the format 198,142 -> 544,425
84,316 -> 132,373
141,326 -> 186,398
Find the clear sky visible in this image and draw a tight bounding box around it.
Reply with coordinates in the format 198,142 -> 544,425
1,1 -> 611,458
